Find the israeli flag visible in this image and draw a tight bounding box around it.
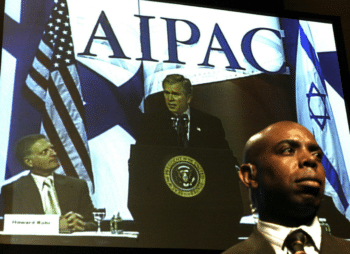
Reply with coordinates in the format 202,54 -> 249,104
295,20 -> 350,220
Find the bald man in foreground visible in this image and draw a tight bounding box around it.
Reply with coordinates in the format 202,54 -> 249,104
224,121 -> 350,253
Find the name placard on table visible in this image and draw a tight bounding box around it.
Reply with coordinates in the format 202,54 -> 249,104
4,214 -> 59,234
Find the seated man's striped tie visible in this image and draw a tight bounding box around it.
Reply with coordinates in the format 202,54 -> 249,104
43,178 -> 61,215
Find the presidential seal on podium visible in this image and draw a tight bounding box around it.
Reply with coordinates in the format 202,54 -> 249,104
164,155 -> 205,197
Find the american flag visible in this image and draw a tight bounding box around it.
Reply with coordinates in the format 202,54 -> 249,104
24,0 -> 94,190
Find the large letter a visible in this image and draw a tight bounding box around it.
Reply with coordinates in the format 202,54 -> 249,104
78,11 -> 130,59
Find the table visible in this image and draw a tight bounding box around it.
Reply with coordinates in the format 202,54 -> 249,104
0,231 -> 140,247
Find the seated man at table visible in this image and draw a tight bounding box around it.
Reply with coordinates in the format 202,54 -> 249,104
1,134 -> 96,232
224,121 -> 350,253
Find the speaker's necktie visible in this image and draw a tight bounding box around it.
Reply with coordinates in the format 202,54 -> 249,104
179,114 -> 189,147
283,229 -> 309,254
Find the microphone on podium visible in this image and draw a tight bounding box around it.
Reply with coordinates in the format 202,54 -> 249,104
171,114 -> 189,147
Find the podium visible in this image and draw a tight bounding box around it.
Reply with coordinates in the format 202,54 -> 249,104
128,145 -> 243,250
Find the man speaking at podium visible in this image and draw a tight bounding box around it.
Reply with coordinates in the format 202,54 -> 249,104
1,134 -> 96,232
137,74 -> 230,149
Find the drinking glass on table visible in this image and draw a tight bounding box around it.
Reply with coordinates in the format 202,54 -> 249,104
93,208 -> 106,233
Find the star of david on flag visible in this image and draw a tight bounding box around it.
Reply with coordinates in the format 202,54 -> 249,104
295,20 -> 350,220
306,82 -> 330,130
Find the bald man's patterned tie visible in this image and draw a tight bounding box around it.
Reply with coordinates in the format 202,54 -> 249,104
284,229 -> 308,254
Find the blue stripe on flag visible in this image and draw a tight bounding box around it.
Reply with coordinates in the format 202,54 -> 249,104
299,25 -> 327,92
322,155 -> 349,210
318,52 -> 344,98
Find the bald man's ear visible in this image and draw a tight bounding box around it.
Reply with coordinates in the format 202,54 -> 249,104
238,163 -> 258,189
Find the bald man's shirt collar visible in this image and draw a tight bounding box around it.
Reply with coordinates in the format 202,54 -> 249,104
257,216 -> 321,253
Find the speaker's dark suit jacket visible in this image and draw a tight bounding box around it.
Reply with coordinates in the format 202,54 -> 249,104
1,173 -> 96,227
223,227 -> 350,253
137,107 -> 230,149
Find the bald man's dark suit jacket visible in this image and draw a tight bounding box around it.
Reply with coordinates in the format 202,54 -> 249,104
223,228 -> 350,253
137,107 -> 230,149
1,173 -> 95,225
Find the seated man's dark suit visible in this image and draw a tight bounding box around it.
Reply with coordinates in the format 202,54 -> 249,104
137,107 -> 230,149
1,173 -> 95,224
223,227 -> 350,253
